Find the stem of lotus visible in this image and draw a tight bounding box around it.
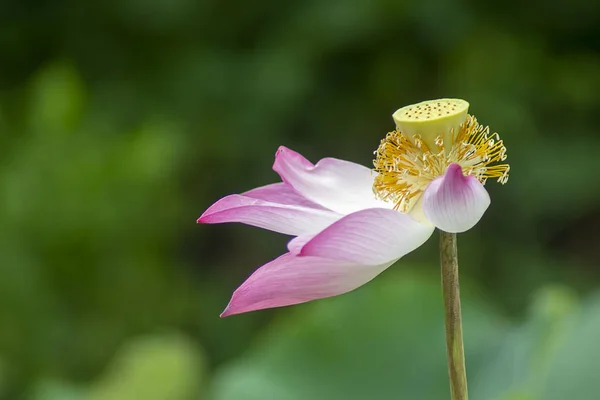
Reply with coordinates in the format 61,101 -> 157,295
440,231 -> 468,400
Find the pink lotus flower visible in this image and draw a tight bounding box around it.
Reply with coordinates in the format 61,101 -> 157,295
198,99 -> 509,317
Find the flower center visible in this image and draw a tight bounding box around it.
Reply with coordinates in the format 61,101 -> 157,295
372,99 -> 509,212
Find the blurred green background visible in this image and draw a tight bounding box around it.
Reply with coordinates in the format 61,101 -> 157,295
1,0 -> 600,399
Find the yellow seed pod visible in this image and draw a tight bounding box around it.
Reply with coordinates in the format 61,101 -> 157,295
392,99 -> 469,152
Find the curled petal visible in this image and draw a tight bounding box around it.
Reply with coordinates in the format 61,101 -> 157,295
221,253 -> 393,317
300,208 -> 434,265
198,194 -> 341,236
273,146 -> 390,214
422,163 -> 491,233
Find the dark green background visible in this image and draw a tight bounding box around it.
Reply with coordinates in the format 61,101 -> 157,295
1,0 -> 599,399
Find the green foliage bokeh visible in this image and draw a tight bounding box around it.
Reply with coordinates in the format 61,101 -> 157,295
1,0 -> 600,398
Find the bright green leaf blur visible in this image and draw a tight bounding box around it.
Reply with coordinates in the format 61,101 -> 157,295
1,0 -> 599,399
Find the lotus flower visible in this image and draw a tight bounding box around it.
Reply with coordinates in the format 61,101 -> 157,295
198,99 -> 509,316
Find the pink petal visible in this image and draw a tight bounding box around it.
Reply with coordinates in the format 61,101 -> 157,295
273,146 -> 390,214
244,183 -> 329,210
221,253 -> 393,316
422,163 -> 491,233
198,194 -> 342,236
287,233 -> 317,254
300,208 -> 435,265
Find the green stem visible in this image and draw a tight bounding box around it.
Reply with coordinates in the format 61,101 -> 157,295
440,230 -> 468,400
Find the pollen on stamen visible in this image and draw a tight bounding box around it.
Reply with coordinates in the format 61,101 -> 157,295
454,116 -> 510,185
373,113 -> 510,211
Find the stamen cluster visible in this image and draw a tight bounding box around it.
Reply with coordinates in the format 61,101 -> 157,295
373,115 -> 509,212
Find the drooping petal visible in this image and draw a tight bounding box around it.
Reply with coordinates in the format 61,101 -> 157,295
198,194 -> 342,236
221,253 -> 393,317
273,146 -> 390,214
244,183 -> 329,210
422,163 -> 491,233
300,208 -> 435,265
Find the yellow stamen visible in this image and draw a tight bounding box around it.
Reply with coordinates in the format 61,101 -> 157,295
373,99 -> 509,212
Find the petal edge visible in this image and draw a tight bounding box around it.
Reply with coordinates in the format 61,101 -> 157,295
198,194 -> 341,236
272,146 -> 390,214
300,208 -> 435,265
220,253 -> 393,317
